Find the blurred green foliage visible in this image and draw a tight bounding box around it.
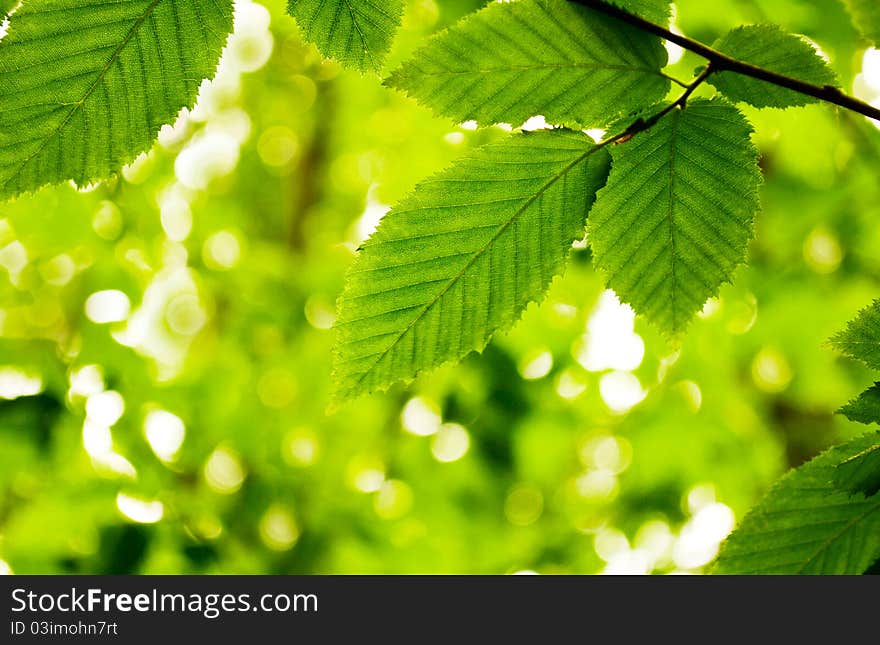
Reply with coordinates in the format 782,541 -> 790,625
0,0 -> 879,574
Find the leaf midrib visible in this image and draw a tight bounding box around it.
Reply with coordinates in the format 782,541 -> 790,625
1,0 -> 164,192
349,142 -> 601,392
665,110 -> 681,334
342,0 -> 375,70
840,443 -> 880,467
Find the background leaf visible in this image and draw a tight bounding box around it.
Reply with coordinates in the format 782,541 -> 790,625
714,431 -> 880,574
709,25 -> 838,108
0,0 -> 233,200
287,0 -> 404,73
386,0 -> 669,128
830,299 -> 880,370
587,99 -> 762,337
333,130 -> 611,402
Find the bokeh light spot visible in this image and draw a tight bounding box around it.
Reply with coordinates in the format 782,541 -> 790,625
203,230 -> 242,270
304,295 -> 336,330
116,492 -> 164,524
576,291 -> 644,372
86,390 -> 125,427
260,505 -> 300,551
92,201 -> 123,240
258,126 -> 299,167
504,485 -> 544,526
348,456 -> 385,493
519,349 -> 553,380
555,368 -> 588,400
85,290 -> 131,324
165,293 -> 207,336
401,396 -> 441,436
283,427 -> 320,467
68,364 -> 104,399
0,367 -> 43,400
205,447 -> 246,494
431,423 -> 470,463
803,227 -> 843,274
374,480 -> 414,520
751,346 -> 793,393
144,409 -> 186,462
599,371 -> 646,414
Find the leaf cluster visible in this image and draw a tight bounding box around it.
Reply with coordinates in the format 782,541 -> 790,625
333,0 -> 840,402
715,301 -> 880,574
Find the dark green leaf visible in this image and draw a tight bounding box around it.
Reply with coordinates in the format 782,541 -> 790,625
710,25 -> 838,108
835,438 -> 880,497
588,99 -> 762,337
840,383 -> 880,426
714,431 -> 880,574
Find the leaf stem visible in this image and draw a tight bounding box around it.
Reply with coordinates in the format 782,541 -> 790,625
650,62 -> 715,123
598,62 -> 715,147
570,0 -> 880,123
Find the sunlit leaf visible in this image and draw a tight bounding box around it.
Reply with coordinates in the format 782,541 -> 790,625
709,25 -> 838,108
0,0 -> 233,200
386,0 -> 669,128
587,99 -> 762,337
332,130 -> 611,402
287,0 -> 404,73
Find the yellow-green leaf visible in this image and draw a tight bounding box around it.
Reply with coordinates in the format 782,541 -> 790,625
0,0 -> 233,200
333,131 -> 611,402
386,0 -> 669,129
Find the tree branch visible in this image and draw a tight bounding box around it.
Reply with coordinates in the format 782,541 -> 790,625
570,0 -> 880,123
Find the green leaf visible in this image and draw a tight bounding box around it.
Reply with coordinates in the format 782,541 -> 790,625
332,130 -> 611,403
587,99 -> 761,337
714,431 -> 880,574
843,0 -> 880,46
607,0 -> 671,24
0,0 -> 233,200
830,300 -> 880,370
840,383 -> 880,426
1,0 -> 16,17
709,25 -> 838,109
386,0 -> 670,129
287,0 -> 403,73
835,436 -> 880,497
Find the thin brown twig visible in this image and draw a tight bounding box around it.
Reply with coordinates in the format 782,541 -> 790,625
570,0 -> 880,123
